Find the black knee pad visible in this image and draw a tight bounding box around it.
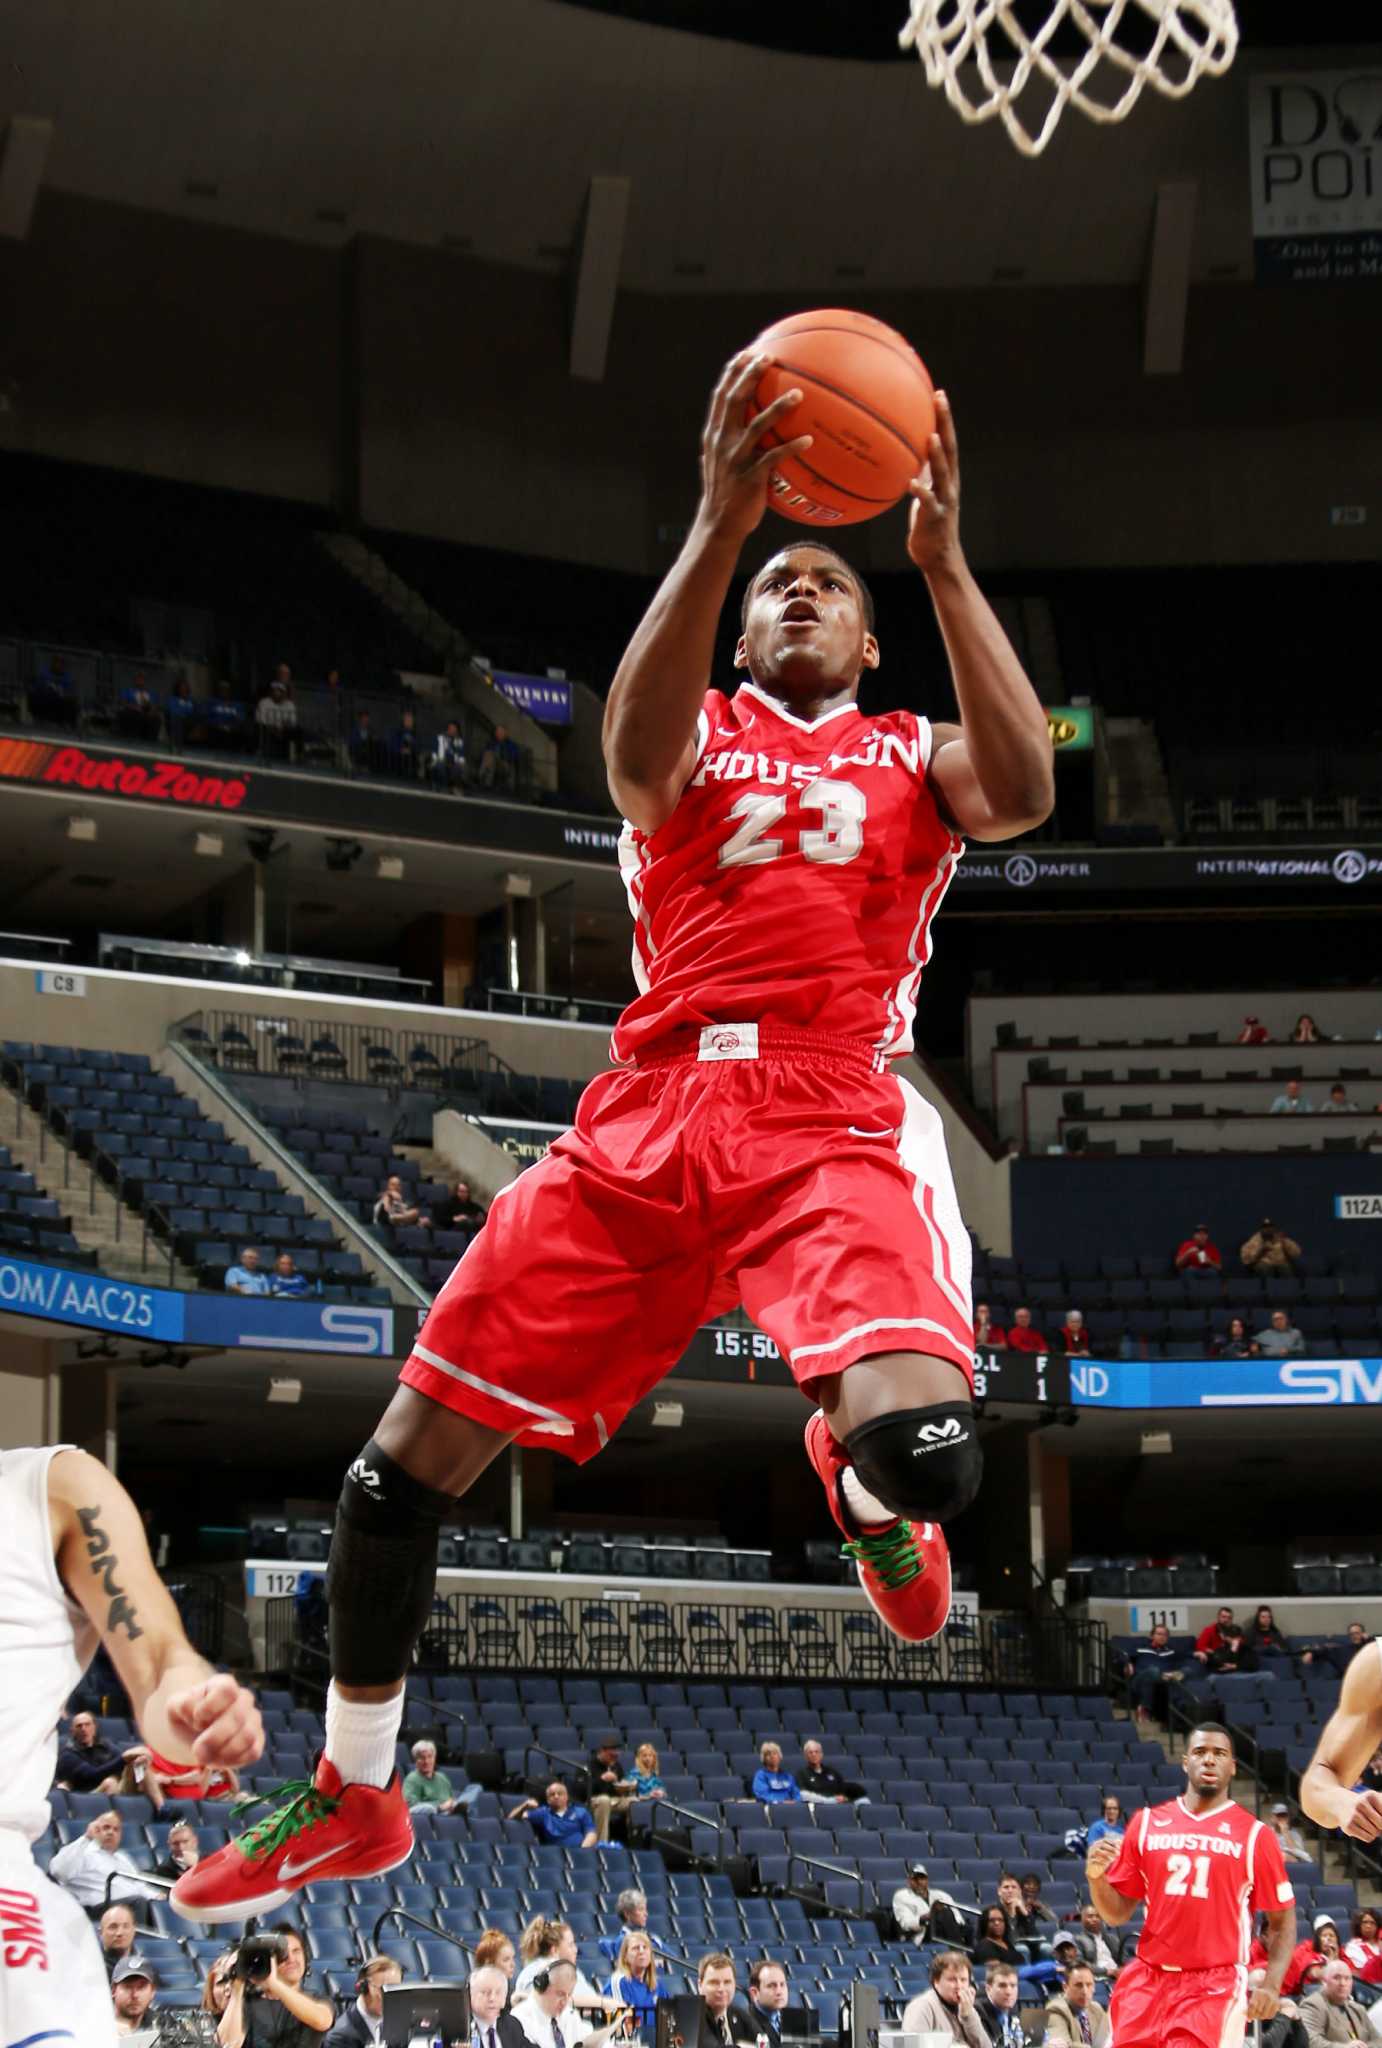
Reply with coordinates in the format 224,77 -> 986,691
326,1441 -> 454,1686
844,1403 -> 982,1525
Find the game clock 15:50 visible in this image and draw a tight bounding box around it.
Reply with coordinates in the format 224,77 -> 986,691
710,1328 -> 782,1361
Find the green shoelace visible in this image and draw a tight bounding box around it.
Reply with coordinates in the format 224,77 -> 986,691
235,1776 -> 338,1863
841,1520 -> 922,1590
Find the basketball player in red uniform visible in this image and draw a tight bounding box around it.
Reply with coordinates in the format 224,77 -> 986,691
1087,1722 -> 1297,2048
177,350 -> 1055,1919
1301,1633 -> 1382,1840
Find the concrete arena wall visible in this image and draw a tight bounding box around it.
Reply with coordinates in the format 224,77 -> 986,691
1,192 -> 1377,576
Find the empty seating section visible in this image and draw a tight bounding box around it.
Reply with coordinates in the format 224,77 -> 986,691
0,1136 -> 96,1266
973,1246 -> 1380,1360
252,1515 -> 769,1585
0,1040 -> 382,1296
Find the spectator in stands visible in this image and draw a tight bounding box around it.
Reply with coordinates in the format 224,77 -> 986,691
798,1738 -> 861,1803
751,1740 -> 800,1804
1333,1622 -> 1374,1674
1020,1875 -> 1060,1935
629,1746 -> 665,1801
225,1245 -> 270,1295
1006,1305 -> 1047,1353
1086,1796 -> 1125,1849
348,709 -> 378,774
402,1737 -> 457,1812
748,1959 -> 809,2040
152,1820 -> 201,1881
256,673 -> 299,762
207,681 -> 247,747
1044,1964 -> 1109,2046
117,672 -> 161,743
467,1963 -> 526,2048
48,1809 -> 160,1910
1241,1219 -> 1301,1276
973,1303 -> 1006,1351
1217,1316 -> 1259,1359
1238,1017 -> 1271,1046
1300,1960 -> 1371,2044
973,1906 -> 1024,1970
1292,1015 -> 1324,1044
1058,1308 -> 1090,1356
112,1955 -> 158,2036
99,1903 -> 138,1976
166,674 -> 197,744
373,1173 -> 423,1230
605,1931 -> 661,2032
1312,1918 -> 1342,1965
30,651 -> 78,727
697,1955 -> 759,2048
479,724 -> 520,794
509,1782 -> 597,1850
216,1926 -> 335,2045
1175,1223 -> 1222,1275
976,1961 -> 1025,2048
588,1742 -> 638,1842
1271,1079 -> 1313,1115
1343,1911 -> 1382,1985
1194,1608 -> 1237,1662
389,707 -> 423,782
267,1251 -> 310,1298
1073,1905 -> 1121,1979
475,1929 -> 517,1981
1322,1084 -> 1360,1113
1256,1308 -> 1305,1357
893,1860 -> 960,1945
433,1179 -> 488,1231
431,720 -> 469,791
324,1955 -> 405,2047
203,1953 -> 237,2018
901,1950 -> 988,2047
1120,1621 -> 1188,1724
1246,1605 -> 1291,1657
1206,1623 -> 1257,1677
55,1709 -> 124,1792
1268,1803 -> 1314,1863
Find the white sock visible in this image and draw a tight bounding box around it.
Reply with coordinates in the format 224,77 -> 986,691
325,1681 -> 403,1788
841,1467 -> 896,1528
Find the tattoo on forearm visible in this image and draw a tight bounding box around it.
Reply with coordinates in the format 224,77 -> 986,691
76,1505 -> 144,1640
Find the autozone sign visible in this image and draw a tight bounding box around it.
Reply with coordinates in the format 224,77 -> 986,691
0,738 -> 249,811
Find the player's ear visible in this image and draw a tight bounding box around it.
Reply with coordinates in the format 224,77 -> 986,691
734,633 -> 750,671
861,631 -> 880,672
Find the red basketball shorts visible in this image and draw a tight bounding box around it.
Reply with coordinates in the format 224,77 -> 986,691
1109,1960 -> 1248,2048
400,1024 -> 974,1463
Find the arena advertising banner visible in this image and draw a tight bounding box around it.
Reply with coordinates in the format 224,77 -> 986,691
1070,1354 -> 1382,1409
491,672 -> 574,726
1249,72 -> 1382,285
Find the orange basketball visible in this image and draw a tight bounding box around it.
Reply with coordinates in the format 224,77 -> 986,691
750,308 -> 936,528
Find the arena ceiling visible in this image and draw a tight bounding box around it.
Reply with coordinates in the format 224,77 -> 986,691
4,1 -> 1377,293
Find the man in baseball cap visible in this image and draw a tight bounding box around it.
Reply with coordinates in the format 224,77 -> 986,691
892,1859 -> 959,1945
111,1953 -> 158,2036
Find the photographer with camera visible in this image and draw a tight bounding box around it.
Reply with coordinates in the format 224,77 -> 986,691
216,1929 -> 333,2047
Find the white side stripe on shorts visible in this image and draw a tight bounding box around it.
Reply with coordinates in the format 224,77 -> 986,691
410,1344 -> 574,1433
789,1315 -> 968,1365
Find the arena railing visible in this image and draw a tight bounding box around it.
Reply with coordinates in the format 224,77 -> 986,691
169,1023 -> 428,1308
260,1587 -> 1107,1691
172,1007 -> 546,1121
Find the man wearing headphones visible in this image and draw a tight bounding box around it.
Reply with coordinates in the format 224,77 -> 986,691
511,1961 -> 626,2048
325,1956 -> 404,2047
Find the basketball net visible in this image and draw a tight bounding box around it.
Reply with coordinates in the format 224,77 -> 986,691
898,0 -> 1239,157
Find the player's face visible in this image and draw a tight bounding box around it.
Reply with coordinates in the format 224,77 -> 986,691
737,549 -> 879,700
1183,1729 -> 1234,1795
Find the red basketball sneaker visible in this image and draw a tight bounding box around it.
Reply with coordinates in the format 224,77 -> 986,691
804,1408 -> 952,1643
170,1758 -> 413,1921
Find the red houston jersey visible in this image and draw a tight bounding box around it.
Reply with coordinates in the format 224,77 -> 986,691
1105,1796 -> 1294,1971
614,682 -> 964,1064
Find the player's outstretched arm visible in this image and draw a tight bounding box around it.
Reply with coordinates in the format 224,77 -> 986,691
1301,1649 -> 1382,1837
604,351 -> 812,834
907,394 -> 1054,842
49,1449 -> 263,1770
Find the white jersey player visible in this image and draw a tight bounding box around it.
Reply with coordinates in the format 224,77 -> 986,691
0,1445 -> 262,2048
1301,1635 -> 1382,1840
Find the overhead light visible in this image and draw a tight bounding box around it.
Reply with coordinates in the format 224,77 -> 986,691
194,831 -> 223,858
504,871 -> 532,899
1141,1429 -> 1173,1456
652,1401 -> 684,1429
233,949 -> 252,968
267,1377 -> 302,1405
66,815 -> 97,842
376,854 -> 405,881
325,838 -> 363,872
